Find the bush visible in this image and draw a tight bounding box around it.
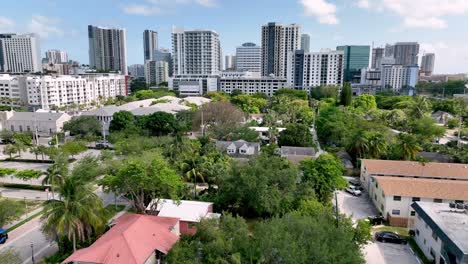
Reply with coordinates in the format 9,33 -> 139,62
447,118 -> 459,129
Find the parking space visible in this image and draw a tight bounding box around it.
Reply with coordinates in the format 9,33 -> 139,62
336,190 -> 378,221
364,241 -> 419,264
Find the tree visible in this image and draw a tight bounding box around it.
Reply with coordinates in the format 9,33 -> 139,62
0,199 -> 19,227
205,91 -> 230,102
366,132 -> 388,159
274,88 -> 308,100
100,151 -> 183,213
13,133 -> 32,146
409,117 -> 445,142
3,144 -> 18,159
447,118 -> 459,129
41,175 -> 106,252
300,154 -> 347,203
278,123 -> 314,147
310,85 -> 339,100
138,112 -> 178,136
109,111 -> 136,132
192,101 -> 245,132
410,96 -> 432,119
63,116 -> 102,138
353,94 -> 377,111
129,78 -> 148,93
396,133 -> 422,160
213,126 -> 259,142
15,169 -> 42,183
61,141 -> 87,158
42,156 -> 69,199
230,94 -> 267,113
340,82 -> 352,106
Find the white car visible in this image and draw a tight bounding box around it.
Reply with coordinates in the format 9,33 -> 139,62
345,185 -> 362,196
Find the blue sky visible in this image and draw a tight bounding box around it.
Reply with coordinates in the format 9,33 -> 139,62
1,0 -> 468,74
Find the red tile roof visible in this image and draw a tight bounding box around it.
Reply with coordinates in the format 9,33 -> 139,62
362,159 -> 468,180
62,214 -> 179,264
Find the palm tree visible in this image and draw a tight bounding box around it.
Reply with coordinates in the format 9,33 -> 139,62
367,132 -> 387,159
42,157 -> 68,199
397,134 -> 422,160
411,96 -> 431,119
180,157 -> 205,197
41,175 -> 105,252
349,130 -> 369,159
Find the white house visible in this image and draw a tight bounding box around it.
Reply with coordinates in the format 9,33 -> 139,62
215,140 -> 260,157
0,111 -> 71,136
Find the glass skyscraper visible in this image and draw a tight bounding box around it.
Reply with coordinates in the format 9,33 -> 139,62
336,45 -> 370,83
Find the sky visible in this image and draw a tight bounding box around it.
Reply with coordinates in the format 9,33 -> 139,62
1,0 -> 468,74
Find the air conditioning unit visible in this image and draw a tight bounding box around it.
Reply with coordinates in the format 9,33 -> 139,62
456,203 -> 464,209
449,202 -> 456,208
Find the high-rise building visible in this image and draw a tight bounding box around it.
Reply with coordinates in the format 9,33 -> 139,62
45,49 -> 68,64
88,25 -> 127,75
381,64 -> 419,91
261,22 -> 300,78
371,48 -> 384,69
336,45 -> 370,83
385,42 -> 419,66
287,49 -> 344,90
224,55 -> 236,70
128,64 -> 145,78
143,30 -> 158,62
0,33 -> 41,73
420,53 -> 435,76
171,26 -> 221,75
301,34 -> 310,53
145,60 -> 169,85
154,48 -> 173,77
235,42 -> 261,73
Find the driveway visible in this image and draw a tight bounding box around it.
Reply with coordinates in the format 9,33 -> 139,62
336,190 -> 378,221
364,241 -> 419,264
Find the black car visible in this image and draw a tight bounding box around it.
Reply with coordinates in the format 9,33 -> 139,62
375,231 -> 407,244
368,215 -> 384,225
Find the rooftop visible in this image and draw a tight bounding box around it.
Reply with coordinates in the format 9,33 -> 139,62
62,214 -> 179,264
412,202 -> 468,254
375,176 -> 468,200
5,111 -> 69,122
362,159 -> 468,181
146,199 -> 215,223
280,146 -> 315,156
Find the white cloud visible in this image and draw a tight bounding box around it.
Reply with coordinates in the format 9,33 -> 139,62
27,15 -> 63,38
0,17 -> 15,32
356,0 -> 468,29
123,0 -> 218,16
300,0 -> 339,25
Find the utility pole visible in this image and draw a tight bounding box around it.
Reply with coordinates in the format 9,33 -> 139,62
334,189 -> 339,227
31,242 -> 35,264
201,105 -> 205,137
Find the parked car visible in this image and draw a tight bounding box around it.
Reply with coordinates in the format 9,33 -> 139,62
375,231 -> 407,244
96,140 -> 112,149
348,178 -> 361,186
345,185 -> 362,196
0,228 -> 8,244
368,215 -> 384,225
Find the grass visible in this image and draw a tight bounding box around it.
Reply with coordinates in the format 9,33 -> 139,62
6,210 -> 43,232
408,238 -> 432,264
104,204 -> 126,222
0,198 -> 43,227
374,225 -> 410,237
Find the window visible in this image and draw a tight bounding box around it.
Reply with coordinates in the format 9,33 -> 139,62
392,209 -> 400,215
240,149 -> 247,154
416,229 -> 420,236
410,211 -> 416,216
374,194 -> 377,200
393,196 -> 401,201
412,197 -> 420,202
433,199 -> 442,203
455,200 -> 464,204
430,248 -> 435,258
432,231 -> 438,241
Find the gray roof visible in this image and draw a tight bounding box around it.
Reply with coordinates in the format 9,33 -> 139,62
7,112 -> 68,122
81,105 -> 121,117
216,140 -> 260,149
280,146 -> 315,156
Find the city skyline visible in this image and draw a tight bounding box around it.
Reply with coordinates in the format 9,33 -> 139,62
0,0 -> 467,74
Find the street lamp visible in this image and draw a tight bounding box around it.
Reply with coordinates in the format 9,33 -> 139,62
31,242 -> 35,264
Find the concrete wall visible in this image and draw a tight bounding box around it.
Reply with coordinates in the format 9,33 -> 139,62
413,212 -> 443,264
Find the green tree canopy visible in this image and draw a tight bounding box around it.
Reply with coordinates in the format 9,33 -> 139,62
278,123 -> 314,147
340,83 -> 352,106
353,94 -> 377,111
63,116 -> 102,138
274,88 -> 308,100
109,111 -> 136,132
137,112 -> 178,136
61,141 -> 87,158
230,94 -> 267,113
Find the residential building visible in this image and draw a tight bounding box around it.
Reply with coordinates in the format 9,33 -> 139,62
0,33 -> 41,73
0,111 -> 71,136
172,26 -> 221,75
146,199 -> 219,235
432,111 -> 454,125
216,140 -> 260,157
146,60 -> 169,86
411,202 -> 468,264
371,47 -> 384,69
143,29 -> 158,62
154,48 -> 173,76
421,53 -> 435,76
385,42 -> 420,66
127,64 -> 145,78
169,74 -> 219,96
224,54 -> 236,70
381,64 -> 419,91
45,49 -> 68,64
300,33 -> 310,53
63,214 -> 180,264
0,73 -> 128,110
249,126 -> 286,141
261,22 -> 300,78
145,60 -> 157,85
42,63 -> 72,75
360,159 -> 468,227
220,73 -> 287,97
236,42 -> 261,73
279,146 -> 315,164
88,25 -> 127,75
287,49 -> 344,90
336,45 -> 370,83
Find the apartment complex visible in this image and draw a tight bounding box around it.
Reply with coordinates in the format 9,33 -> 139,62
145,60 -> 169,86
300,34 -> 310,53
143,29 -> 158,62
169,75 -> 219,96
381,64 -> 419,91
360,159 -> 468,227
261,22 -> 300,78
88,25 -> 128,75
224,54 -> 236,71
0,33 -> 41,73
45,49 -> 68,64
385,42 -> 420,66
287,49 -> 344,90
154,48 -> 173,77
421,53 -> 435,76
236,42 -> 261,73
171,27 -> 221,76
336,45 -> 370,83
220,74 -> 287,97
0,74 -> 127,110
371,47 -> 384,69
128,64 -> 145,78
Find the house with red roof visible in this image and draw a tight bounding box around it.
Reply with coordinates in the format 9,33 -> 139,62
62,213 -> 180,264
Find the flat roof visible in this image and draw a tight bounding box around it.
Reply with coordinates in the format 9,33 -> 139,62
375,176 -> 468,200
6,111 -> 69,122
146,199 -> 213,222
362,159 -> 468,180
412,202 -> 468,254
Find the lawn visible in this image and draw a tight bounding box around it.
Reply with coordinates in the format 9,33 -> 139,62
0,198 -> 43,227
104,204 -> 127,222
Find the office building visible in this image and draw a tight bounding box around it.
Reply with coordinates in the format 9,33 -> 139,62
421,53 -> 435,76
145,60 -> 168,86
371,48 -> 384,69
0,73 -> 127,110
287,49 -> 344,90
301,34 -> 310,53
224,55 -> 236,70
88,25 -> 128,75
411,202 -> 468,264
235,42 -> 261,73
169,75 -> 219,96
143,30 -> 158,62
385,42 -> 419,66
261,22 -> 300,78
172,26 -> 221,76
128,64 -> 145,78
45,50 -> 68,64
361,159 -> 468,227
220,71 -> 287,97
154,48 -> 173,77
336,45 -> 370,83
0,33 -> 41,73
